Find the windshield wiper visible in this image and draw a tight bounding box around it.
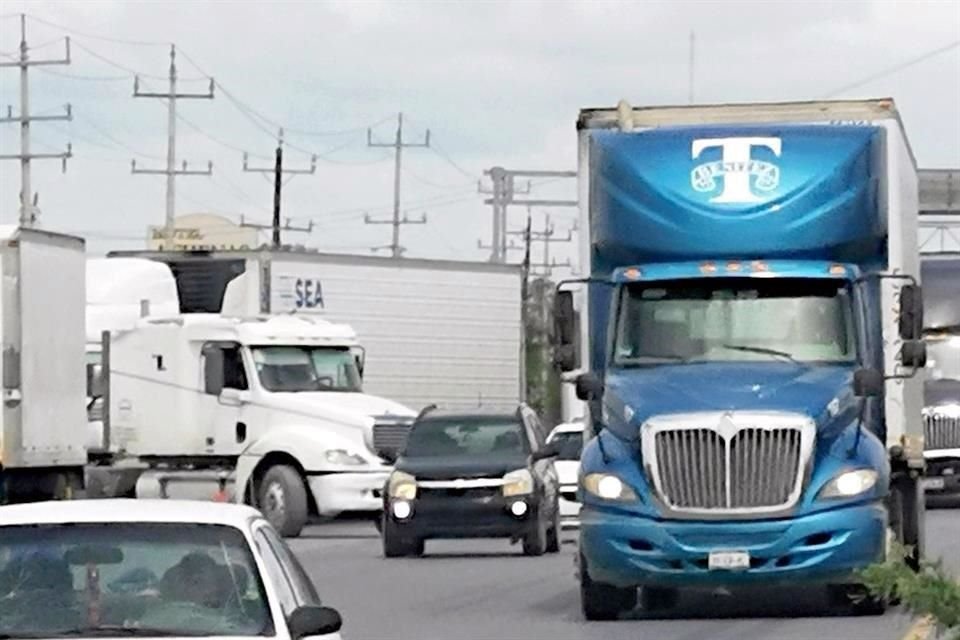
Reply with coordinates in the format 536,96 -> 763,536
721,344 -> 799,364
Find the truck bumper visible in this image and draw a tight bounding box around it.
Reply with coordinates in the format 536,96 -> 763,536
308,471 -> 389,517
580,502 -> 887,589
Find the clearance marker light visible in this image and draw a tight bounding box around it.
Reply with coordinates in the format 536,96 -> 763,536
623,268 -> 642,280
829,264 -> 847,276
726,261 -> 742,272
700,262 -> 718,274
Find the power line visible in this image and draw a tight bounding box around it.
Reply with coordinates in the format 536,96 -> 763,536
822,39 -> 960,98
69,40 -> 168,80
35,66 -> 129,81
22,14 -> 170,47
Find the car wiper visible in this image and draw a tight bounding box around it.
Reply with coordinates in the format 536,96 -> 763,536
721,344 -> 799,364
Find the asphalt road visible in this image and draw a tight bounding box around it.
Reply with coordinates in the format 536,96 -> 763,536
288,501 -> 959,640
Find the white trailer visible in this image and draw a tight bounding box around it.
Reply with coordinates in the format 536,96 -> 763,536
107,250 -> 526,413
0,227 -> 87,502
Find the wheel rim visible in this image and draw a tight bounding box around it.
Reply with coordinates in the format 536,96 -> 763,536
263,481 -> 286,524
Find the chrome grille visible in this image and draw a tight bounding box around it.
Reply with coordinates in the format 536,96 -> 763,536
643,413 -> 813,515
372,421 -> 413,458
924,411 -> 960,450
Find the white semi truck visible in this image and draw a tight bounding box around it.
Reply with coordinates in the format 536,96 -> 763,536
106,249 -> 526,413
86,258 -> 417,537
0,227 -> 88,503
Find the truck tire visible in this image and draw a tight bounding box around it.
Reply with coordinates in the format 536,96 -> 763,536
890,473 -> 926,571
546,502 -> 561,553
580,553 -> 636,620
258,465 -> 309,538
522,513 -> 548,556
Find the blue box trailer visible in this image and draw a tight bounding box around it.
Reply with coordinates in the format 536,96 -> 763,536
552,99 -> 928,619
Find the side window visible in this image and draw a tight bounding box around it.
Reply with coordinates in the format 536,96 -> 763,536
202,343 -> 248,395
253,530 -> 297,616
259,525 -> 321,606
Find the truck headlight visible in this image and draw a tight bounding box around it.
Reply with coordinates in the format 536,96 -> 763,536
388,471 -> 417,500
819,469 -> 878,499
583,473 -> 638,502
325,449 -> 367,466
502,469 -> 534,497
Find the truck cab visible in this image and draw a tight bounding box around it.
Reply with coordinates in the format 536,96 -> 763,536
554,99 -> 927,620
97,312 -> 415,537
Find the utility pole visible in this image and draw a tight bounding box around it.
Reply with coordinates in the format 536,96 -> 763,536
479,168 -> 577,264
0,14 -> 73,228
132,45 -> 215,249
366,113 -> 430,258
507,211 -> 573,278
242,128 -> 316,248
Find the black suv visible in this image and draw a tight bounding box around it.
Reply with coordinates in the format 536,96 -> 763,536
380,405 -> 562,557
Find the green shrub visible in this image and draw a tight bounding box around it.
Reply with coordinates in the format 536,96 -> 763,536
860,544 -> 960,640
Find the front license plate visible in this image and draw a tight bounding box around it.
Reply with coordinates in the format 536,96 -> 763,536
708,551 -> 750,571
922,477 -> 945,490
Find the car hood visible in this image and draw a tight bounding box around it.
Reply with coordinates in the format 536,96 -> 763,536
396,454 -> 529,481
604,362 -> 855,441
925,378 -> 960,407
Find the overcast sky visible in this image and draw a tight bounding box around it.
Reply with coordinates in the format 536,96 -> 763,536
1,0 -> 958,265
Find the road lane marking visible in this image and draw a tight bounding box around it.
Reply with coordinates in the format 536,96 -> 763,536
901,615 -> 935,640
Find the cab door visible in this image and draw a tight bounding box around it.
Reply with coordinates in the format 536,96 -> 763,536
199,341 -> 251,456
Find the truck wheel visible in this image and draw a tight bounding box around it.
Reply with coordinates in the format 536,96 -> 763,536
640,586 -> 679,612
890,473 -> 925,571
258,465 -> 308,538
580,553 -> 636,620
523,513 -> 548,556
827,584 -> 886,616
546,502 -> 561,553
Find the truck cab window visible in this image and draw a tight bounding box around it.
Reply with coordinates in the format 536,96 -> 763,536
614,278 -> 856,366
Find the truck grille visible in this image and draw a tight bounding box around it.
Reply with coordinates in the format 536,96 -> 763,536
643,413 -> 814,515
924,411 -> 960,450
372,421 -> 413,459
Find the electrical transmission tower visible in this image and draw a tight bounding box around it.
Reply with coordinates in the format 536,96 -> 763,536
507,211 -> 573,278
131,45 -> 214,249
0,15 -> 73,227
242,128 -> 315,248
366,113 -> 430,258
479,167 -> 577,264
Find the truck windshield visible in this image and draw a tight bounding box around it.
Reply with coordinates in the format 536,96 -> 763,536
613,277 -> 856,366
925,336 -> 960,381
252,346 -> 362,392
0,523 -> 273,638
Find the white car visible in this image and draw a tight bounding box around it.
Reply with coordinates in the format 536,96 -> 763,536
546,420 -> 585,527
0,499 -> 343,640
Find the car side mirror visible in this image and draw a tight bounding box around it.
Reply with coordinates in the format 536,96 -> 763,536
532,440 -> 562,461
900,340 -> 927,370
287,605 -> 343,639
898,284 -> 924,340
853,368 -> 884,398
87,363 -> 105,398
574,372 -> 604,402
219,388 -> 249,407
552,290 -> 579,372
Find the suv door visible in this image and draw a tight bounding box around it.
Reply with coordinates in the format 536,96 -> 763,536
523,410 -> 558,518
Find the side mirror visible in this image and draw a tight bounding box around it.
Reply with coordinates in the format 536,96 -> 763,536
353,346 -> 366,378
287,605 -> 343,639
552,290 -> 579,372
900,340 -> 927,369
898,284 -> 924,340
532,440 -> 562,461
574,372 -> 604,402
219,388 -> 249,407
853,368 -> 884,398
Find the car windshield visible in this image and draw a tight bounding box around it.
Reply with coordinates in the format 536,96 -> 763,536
925,336 -> 960,381
550,430 -> 584,461
613,277 -> 856,366
404,419 -> 528,458
0,523 -> 274,638
252,346 -> 362,392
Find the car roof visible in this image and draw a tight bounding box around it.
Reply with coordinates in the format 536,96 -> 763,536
0,499 -> 263,528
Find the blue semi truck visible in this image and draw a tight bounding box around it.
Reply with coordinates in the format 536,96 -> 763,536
552,99 -> 928,619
